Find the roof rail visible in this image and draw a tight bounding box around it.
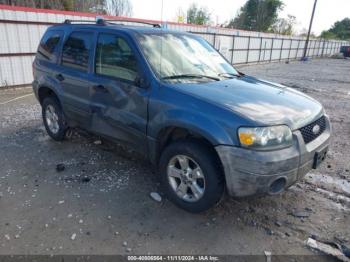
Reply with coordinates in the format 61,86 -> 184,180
63,19 -> 96,24
97,18 -> 161,28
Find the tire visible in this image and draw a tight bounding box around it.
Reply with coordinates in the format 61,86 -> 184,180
42,96 -> 66,141
159,139 -> 224,213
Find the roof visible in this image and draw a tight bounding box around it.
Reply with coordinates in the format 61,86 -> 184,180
51,19 -> 188,35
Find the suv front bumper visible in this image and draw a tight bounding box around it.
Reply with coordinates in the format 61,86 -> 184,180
215,116 -> 331,197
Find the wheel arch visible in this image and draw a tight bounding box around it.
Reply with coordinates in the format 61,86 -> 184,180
37,85 -> 60,106
153,125 -> 225,183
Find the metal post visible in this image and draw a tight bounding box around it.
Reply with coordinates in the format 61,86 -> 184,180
302,0 -> 318,59
213,33 -> 216,49
270,38 -> 274,62
287,39 -> 292,61
230,35 -> 235,65
258,37 -> 263,63
296,39 -> 301,59
246,36 -> 251,63
279,38 -> 284,61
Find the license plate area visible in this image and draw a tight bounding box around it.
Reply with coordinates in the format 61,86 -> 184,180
312,146 -> 328,169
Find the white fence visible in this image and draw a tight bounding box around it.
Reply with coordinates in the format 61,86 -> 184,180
0,4 -> 349,87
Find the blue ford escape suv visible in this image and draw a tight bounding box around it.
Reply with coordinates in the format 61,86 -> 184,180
32,19 -> 331,212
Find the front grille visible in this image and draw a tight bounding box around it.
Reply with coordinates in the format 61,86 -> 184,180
299,116 -> 326,144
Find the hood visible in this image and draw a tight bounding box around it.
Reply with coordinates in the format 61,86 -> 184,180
171,76 -> 323,130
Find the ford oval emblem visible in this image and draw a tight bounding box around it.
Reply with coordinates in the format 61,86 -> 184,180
312,124 -> 320,135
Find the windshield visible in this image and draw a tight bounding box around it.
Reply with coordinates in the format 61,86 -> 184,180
136,33 -> 239,83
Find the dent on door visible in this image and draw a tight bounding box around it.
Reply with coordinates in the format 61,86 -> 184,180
89,78 -> 149,154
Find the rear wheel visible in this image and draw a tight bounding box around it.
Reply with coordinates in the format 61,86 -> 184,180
159,140 -> 224,213
42,97 -> 66,141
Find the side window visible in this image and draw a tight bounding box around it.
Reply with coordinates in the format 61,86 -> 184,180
37,30 -> 63,61
95,34 -> 139,82
62,31 -> 93,71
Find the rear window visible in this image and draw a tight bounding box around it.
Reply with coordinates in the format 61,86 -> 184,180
61,31 -> 93,71
37,30 -> 63,61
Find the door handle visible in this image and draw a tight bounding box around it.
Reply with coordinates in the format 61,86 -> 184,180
56,74 -> 65,82
93,84 -> 108,93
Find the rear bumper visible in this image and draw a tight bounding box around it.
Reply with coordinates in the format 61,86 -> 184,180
216,116 -> 331,197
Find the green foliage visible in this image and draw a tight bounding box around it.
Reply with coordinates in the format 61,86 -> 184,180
228,0 -> 284,32
320,31 -> 337,40
325,18 -> 350,40
270,14 -> 296,35
62,0 -> 74,11
186,3 -> 211,25
0,0 -> 108,14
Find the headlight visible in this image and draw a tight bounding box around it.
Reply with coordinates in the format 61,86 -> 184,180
238,125 -> 292,150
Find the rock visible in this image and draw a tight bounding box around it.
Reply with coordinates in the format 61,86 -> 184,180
306,238 -> 348,261
79,219 -> 83,224
4,234 -> 10,241
123,241 -> 128,247
126,248 -> 132,252
150,192 -> 162,202
275,221 -> 282,227
265,228 -> 274,235
81,176 -> 91,183
115,232 -> 119,235
71,233 -> 77,240
67,214 -> 73,218
107,215 -> 112,220
58,200 -> 65,205
94,140 -> 102,145
290,210 -> 310,218
15,234 -> 20,239
56,164 -> 65,172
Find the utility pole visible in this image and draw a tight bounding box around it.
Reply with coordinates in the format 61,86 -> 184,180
302,0 -> 318,60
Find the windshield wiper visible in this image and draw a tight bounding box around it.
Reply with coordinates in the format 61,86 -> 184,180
161,74 -> 220,81
218,72 -> 242,78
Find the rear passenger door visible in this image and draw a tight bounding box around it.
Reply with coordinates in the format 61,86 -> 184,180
89,32 -> 149,154
58,30 -> 95,127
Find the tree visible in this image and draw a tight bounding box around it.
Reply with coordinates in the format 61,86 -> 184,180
176,7 -> 186,23
298,28 -> 316,38
228,0 -> 284,32
0,0 -> 105,12
270,14 -> 296,35
321,18 -> 350,40
74,0 -> 106,13
320,31 -> 337,40
186,3 -> 211,25
105,0 -> 132,17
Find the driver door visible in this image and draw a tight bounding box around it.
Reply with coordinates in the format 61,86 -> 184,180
89,32 -> 149,154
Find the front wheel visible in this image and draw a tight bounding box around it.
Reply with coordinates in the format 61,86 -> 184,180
159,140 -> 224,213
42,97 -> 66,141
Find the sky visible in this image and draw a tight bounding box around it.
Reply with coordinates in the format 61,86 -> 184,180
129,0 -> 350,35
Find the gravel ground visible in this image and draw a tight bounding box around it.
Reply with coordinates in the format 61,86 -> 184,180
0,58 -> 349,259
